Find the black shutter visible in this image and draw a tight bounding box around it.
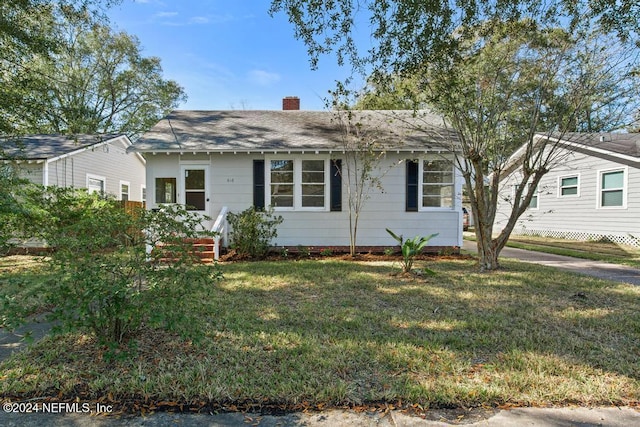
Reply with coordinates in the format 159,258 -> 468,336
406,159 -> 418,212
330,159 -> 342,211
253,160 -> 265,210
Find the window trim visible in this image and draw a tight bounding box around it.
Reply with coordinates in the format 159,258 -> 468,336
418,156 -> 455,211
597,167 -> 627,209
86,173 -> 106,195
557,174 -> 580,198
119,180 -> 130,201
265,156 -> 331,211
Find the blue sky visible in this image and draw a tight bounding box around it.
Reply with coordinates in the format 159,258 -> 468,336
106,0 -> 359,111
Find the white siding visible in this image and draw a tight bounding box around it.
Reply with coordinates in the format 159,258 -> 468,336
495,146 -> 640,245
46,138 -> 146,201
146,152 -> 464,248
14,163 -> 44,185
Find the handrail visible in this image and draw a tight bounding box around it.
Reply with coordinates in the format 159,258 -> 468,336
211,206 -> 229,260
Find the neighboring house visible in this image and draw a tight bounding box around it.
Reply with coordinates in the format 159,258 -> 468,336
1,134 -> 146,202
495,132 -> 640,247
129,101 -> 465,251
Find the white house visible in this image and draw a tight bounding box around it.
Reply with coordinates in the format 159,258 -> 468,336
129,101 -> 465,252
495,132 -> 640,247
1,134 -> 146,202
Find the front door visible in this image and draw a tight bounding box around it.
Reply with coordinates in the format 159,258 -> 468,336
181,166 -> 210,215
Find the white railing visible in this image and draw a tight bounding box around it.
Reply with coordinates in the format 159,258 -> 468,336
211,206 -> 229,260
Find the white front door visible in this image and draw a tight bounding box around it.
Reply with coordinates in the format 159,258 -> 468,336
181,165 -> 210,216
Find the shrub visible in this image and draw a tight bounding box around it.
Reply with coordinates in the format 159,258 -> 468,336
386,228 -> 438,273
227,207 -> 283,259
19,188 -> 223,356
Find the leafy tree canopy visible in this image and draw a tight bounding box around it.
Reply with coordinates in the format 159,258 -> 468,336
1,2 -> 185,139
270,0 -> 639,74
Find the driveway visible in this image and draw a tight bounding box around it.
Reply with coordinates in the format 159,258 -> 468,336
462,240 -> 640,285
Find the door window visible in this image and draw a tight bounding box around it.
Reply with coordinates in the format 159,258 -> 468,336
185,169 -> 206,211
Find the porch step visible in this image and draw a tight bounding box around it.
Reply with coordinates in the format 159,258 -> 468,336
154,238 -> 217,264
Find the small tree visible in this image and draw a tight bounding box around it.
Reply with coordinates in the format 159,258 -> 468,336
331,87 -> 404,256
25,188 -> 222,352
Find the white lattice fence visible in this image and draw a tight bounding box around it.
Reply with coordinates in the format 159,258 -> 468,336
514,228 -> 640,247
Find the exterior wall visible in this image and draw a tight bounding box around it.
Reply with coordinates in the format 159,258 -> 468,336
46,138 -> 146,201
495,146 -> 640,246
14,163 -> 44,185
145,152 -> 464,248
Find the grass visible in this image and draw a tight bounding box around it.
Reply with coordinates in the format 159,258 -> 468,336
1,256 -> 639,412
0,255 -> 53,328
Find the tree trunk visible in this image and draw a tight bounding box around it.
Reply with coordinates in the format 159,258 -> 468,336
477,237 -> 500,271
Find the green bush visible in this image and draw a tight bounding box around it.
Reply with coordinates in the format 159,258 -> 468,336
11,188 -> 223,356
227,207 -> 283,259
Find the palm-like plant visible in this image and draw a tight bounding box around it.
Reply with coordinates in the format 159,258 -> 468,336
386,228 -> 439,273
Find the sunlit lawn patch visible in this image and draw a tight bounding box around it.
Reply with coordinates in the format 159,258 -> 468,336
1,257 -> 638,410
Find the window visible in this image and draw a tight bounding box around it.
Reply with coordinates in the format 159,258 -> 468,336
87,174 -> 105,195
599,169 -> 625,208
270,160 -> 294,208
120,181 -> 130,201
422,158 -> 454,208
301,160 -> 325,207
529,186 -> 539,209
266,158 -> 329,210
513,183 -> 539,209
559,176 -> 579,197
155,177 -> 176,204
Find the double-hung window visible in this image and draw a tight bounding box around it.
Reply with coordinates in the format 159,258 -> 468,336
599,169 -> 626,208
422,158 -> 454,209
267,158 -> 328,210
87,174 -> 105,195
155,177 -> 177,204
120,181 -> 130,201
559,175 -> 579,197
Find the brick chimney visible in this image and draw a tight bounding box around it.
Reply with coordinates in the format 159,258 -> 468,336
282,96 -> 300,110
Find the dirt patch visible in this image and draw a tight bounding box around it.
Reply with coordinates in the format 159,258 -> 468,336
219,249 -> 475,263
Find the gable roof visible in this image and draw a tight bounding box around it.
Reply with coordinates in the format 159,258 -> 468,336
1,134 -> 125,160
558,132 -> 640,160
128,110 -> 458,154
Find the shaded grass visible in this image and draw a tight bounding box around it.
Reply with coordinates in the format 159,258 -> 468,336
1,257 -> 639,410
0,256 -> 53,328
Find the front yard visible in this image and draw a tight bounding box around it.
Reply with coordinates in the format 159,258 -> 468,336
1,256 -> 639,413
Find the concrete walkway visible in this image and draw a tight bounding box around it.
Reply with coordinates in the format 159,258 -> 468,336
1,406 -> 639,426
462,240 -> 640,285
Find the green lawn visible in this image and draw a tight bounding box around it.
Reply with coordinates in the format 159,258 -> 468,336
1,256 -> 639,412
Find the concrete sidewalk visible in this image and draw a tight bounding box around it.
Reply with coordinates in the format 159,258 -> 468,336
1,406 -> 639,426
462,240 -> 640,285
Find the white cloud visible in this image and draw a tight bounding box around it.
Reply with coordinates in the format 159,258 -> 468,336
247,70 -> 281,86
189,16 -> 210,24
154,11 -> 178,18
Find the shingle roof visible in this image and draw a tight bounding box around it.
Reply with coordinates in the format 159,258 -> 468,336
559,132 -> 640,159
129,110 -> 458,153
1,134 -> 122,160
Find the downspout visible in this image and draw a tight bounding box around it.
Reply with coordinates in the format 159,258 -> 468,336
43,160 -> 49,187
